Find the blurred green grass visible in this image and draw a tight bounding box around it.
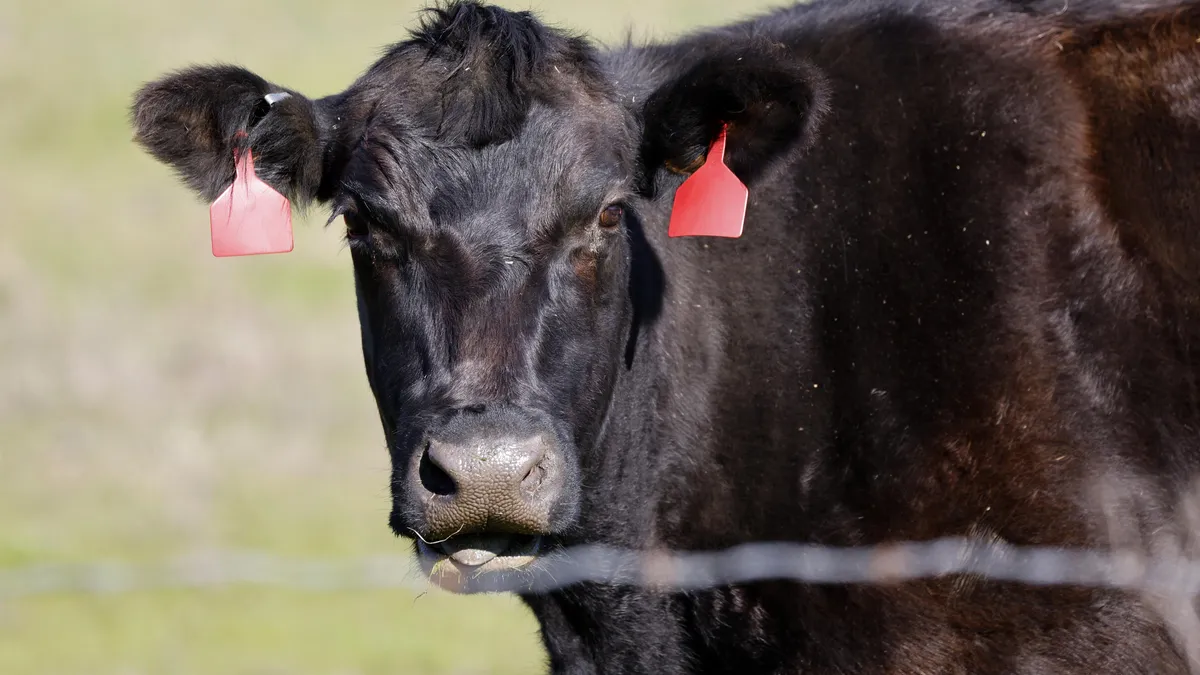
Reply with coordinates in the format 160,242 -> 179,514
0,0 -> 781,673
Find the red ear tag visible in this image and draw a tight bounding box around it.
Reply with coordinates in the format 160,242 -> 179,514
209,146 -> 294,257
667,125 -> 748,239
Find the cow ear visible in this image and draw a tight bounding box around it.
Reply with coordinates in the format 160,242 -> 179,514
638,41 -> 827,191
131,65 -> 329,204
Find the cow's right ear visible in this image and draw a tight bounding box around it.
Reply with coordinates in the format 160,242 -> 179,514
638,40 -> 828,192
131,65 -> 329,204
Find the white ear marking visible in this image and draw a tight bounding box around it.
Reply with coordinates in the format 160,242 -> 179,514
264,92 -> 292,106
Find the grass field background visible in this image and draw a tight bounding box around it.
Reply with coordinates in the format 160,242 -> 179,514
0,0 -> 784,673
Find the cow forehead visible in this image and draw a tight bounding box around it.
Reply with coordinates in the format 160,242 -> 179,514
332,95 -> 633,241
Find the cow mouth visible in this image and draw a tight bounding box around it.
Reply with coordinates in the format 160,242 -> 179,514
415,532 -> 543,593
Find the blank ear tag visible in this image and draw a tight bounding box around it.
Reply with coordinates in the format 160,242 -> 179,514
667,125 -> 748,238
209,147 -> 294,257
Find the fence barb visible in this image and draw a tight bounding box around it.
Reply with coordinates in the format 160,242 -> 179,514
6,537 -> 1200,599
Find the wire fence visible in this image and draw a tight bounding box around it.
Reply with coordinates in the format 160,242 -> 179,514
10,528 -> 1200,670
9,476 -> 1200,667
6,536 -> 1200,599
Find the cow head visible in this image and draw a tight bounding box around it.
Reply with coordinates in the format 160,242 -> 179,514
132,1 -> 821,593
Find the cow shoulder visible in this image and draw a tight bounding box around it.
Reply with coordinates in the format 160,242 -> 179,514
1052,1 -> 1200,285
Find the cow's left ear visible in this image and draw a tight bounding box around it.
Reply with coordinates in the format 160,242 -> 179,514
638,41 -> 828,191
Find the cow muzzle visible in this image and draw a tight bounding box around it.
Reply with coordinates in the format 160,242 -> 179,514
403,406 -> 564,592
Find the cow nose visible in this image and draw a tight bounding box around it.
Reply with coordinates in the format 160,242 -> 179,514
423,436 -> 547,496
416,432 -> 560,536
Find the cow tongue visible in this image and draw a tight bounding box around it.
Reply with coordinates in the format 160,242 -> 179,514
441,533 -> 514,567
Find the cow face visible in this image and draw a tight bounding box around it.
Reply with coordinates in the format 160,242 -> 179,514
132,2 -> 821,593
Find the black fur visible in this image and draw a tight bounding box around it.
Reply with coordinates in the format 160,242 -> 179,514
404,1 -> 606,147
131,65 -> 327,202
638,38 -> 828,190
131,0 -> 1200,672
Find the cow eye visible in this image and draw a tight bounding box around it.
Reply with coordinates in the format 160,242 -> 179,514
343,211 -> 369,243
598,204 -> 623,229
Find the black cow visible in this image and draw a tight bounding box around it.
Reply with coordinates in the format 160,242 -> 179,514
132,0 -> 1200,671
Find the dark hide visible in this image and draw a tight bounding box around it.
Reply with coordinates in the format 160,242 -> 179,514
131,0 -> 1200,672
131,65 -> 328,202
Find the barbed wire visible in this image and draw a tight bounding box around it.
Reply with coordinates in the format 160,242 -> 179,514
5,537 -> 1200,599
0,550 -> 427,599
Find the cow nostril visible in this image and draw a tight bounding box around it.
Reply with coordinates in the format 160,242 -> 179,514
419,447 -> 456,497
520,461 -> 546,494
